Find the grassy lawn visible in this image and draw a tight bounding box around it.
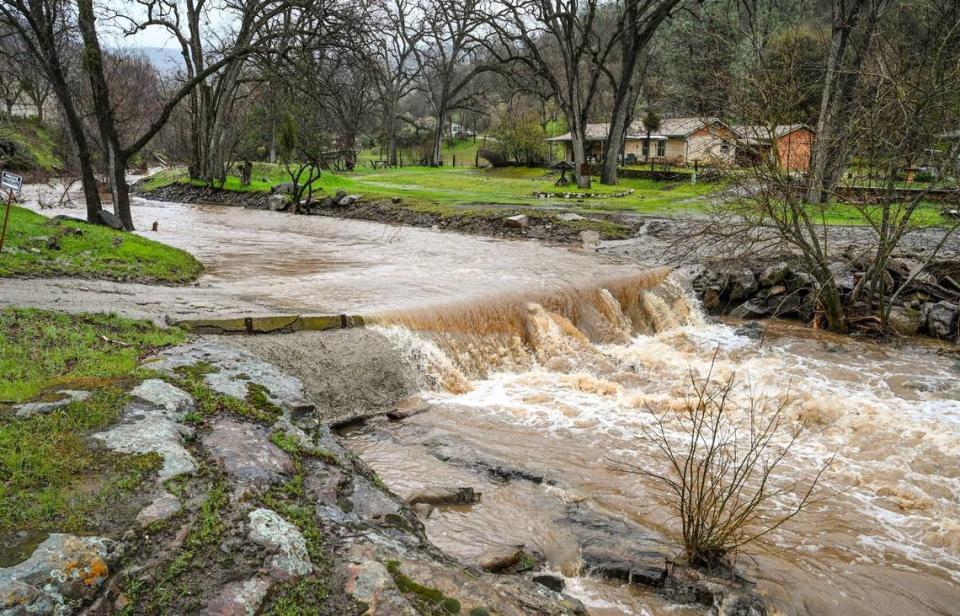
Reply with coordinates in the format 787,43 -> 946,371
0,205 -> 203,283
143,163 -> 718,214
142,163 -> 951,226
0,119 -> 62,172
0,308 -> 185,541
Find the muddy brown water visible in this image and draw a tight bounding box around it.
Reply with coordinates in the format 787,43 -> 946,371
344,279 -> 960,616
19,183 -> 643,315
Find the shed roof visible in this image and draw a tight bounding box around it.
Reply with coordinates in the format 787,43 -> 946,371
545,117 -> 727,142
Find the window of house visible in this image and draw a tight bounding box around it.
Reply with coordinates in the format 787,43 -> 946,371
657,140 -> 666,157
642,140 -> 650,157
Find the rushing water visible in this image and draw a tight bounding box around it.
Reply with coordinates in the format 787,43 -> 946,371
344,275 -> 960,616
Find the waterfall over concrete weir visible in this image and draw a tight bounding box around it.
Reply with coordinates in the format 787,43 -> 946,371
368,267 -> 698,380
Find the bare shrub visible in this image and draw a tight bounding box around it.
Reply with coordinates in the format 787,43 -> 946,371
623,355 -> 830,569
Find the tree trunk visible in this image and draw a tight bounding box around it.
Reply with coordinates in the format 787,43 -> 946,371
571,135 -> 591,189
601,96 -> 632,185
76,0 -> 134,229
432,108 -> 445,166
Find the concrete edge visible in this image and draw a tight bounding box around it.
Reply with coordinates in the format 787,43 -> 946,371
166,314 -> 366,335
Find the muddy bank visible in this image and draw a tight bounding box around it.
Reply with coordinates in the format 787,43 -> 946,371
135,180 -> 637,244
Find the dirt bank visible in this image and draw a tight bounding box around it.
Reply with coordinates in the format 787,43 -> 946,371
135,181 -> 638,244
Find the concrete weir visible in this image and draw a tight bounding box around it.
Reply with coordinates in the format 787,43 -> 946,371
168,313 -> 367,334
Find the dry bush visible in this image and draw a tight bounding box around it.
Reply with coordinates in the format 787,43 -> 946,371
625,355 -> 830,569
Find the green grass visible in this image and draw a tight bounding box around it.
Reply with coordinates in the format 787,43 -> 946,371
0,308 -> 186,538
0,307 -> 186,403
142,162 -> 951,226
0,205 -> 203,283
144,163 -> 717,214
0,120 -> 62,172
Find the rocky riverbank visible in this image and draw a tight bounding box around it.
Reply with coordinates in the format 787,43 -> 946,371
0,339 -> 590,615
691,256 -> 960,342
134,181 -> 637,244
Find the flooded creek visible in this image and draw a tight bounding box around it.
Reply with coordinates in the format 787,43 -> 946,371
344,277 -> 960,615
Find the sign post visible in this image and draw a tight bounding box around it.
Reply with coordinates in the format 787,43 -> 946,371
0,171 -> 23,254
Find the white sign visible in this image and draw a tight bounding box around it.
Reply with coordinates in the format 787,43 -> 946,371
1,171 -> 22,197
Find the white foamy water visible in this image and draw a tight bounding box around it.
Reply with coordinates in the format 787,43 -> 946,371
346,279 -> 960,616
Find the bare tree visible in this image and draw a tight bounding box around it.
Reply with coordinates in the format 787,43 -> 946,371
375,0 -> 424,166
0,0 -> 104,222
805,0 -> 891,204
599,0 -> 683,185
416,0 -> 487,166
484,0 -> 623,188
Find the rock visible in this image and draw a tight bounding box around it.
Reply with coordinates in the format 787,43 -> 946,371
407,487 -> 480,506
270,182 -> 294,195
763,292 -> 801,317
332,190 -> 348,205
719,592 -> 767,616
729,300 -> 769,319
726,269 -> 758,301
563,505 -> 671,588
349,477 -> 404,525
46,235 -> 60,250
247,508 -> 313,580
888,306 -> 923,336
344,559 -> 421,615
734,322 -> 765,339
701,286 -> 723,311
202,576 -> 274,616
339,195 -> 361,206
579,230 -> 600,246
93,399 -> 196,480
789,271 -> 818,291
532,574 -> 565,593
390,197 -> 402,204
760,284 -> 787,298
0,534 -> 115,613
925,301 -> 958,340
478,545 -> 526,572
154,342 -> 315,419
557,213 -> 585,222
758,262 -> 790,287
95,209 -> 126,230
130,379 -> 194,419
828,261 -> 856,291
580,545 -> 667,587
387,396 -> 432,421
137,491 -> 182,527
203,419 -> 293,487
504,214 -> 529,229
266,194 -> 286,211
14,389 -> 91,417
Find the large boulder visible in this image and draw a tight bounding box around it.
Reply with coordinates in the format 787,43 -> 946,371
0,534 -> 117,613
266,194 -> 287,211
247,508 -> 313,580
96,209 -> 126,230
828,261 -> 856,292
726,269 -> 758,301
758,262 -> 790,287
888,306 -> 923,336
730,299 -> 769,319
924,301 -> 958,340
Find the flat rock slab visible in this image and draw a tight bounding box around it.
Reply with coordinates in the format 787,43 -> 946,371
202,575 -> 275,616
14,390 -> 91,418
0,534 -> 115,613
204,419 -> 293,487
137,491 -> 182,527
93,400 -> 196,480
129,379 -> 195,419
247,509 -> 312,580
153,342 -> 315,418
